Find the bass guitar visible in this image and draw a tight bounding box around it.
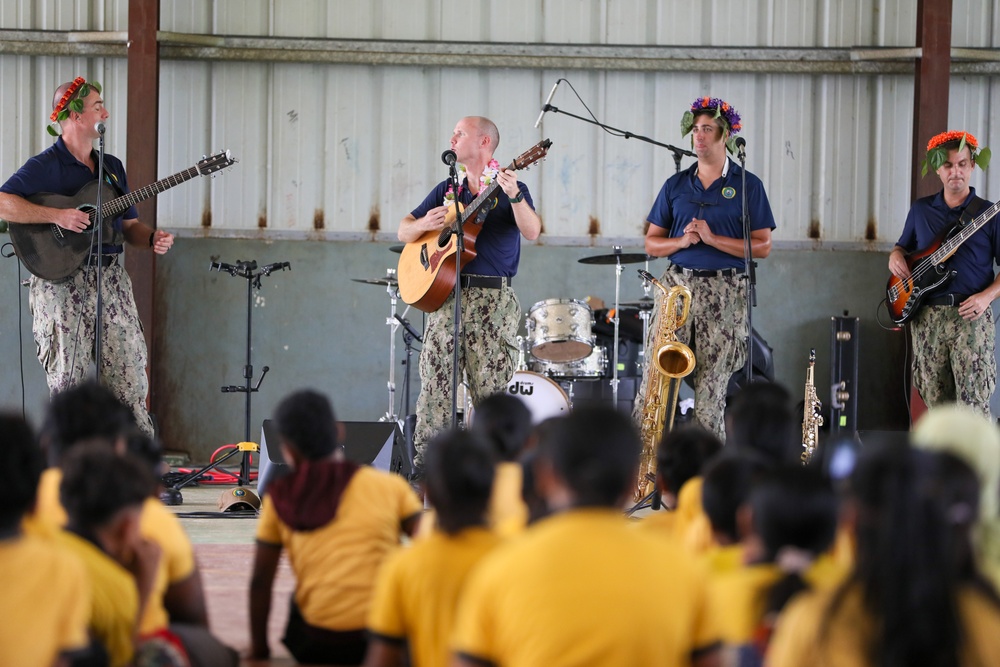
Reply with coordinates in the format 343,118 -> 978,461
7,150 -> 236,281
886,198 -> 1000,325
397,140 -> 551,312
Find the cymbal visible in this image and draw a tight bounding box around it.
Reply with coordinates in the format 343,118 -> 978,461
578,252 -> 652,265
389,244 -> 405,254
352,276 -> 398,286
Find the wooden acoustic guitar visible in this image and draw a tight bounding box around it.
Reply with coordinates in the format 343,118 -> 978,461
6,150 -> 236,281
886,197 -> 1000,325
397,139 -> 551,312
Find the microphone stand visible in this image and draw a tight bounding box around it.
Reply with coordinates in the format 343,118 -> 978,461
446,161 -> 465,429
93,126 -> 107,384
737,146 -> 757,386
394,313 -> 422,471
541,103 -> 694,173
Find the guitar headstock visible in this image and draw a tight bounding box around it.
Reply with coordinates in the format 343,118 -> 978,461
510,139 -> 553,171
197,150 -> 238,176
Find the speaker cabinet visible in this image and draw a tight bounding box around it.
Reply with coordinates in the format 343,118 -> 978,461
257,419 -> 409,496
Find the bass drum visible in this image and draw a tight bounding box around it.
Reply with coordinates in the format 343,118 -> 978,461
469,371 -> 571,426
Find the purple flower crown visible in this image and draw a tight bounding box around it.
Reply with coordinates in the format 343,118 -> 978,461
681,97 -> 742,136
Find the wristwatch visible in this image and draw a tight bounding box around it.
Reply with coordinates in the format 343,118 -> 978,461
508,192 -> 524,204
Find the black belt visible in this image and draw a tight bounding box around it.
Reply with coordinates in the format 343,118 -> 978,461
460,275 -> 511,289
86,254 -> 120,268
924,293 -> 968,307
669,264 -> 744,278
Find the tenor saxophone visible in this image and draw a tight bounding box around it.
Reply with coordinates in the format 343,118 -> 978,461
801,348 -> 823,464
635,269 -> 696,502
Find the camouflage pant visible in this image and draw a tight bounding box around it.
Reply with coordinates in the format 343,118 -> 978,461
413,284 -> 520,466
910,305 -> 996,416
29,262 -> 155,436
632,267 -> 747,440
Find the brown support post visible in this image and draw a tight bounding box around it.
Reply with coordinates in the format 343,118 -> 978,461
912,0 -> 952,200
126,0 -> 160,423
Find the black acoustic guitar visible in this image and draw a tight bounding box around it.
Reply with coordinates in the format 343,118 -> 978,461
6,150 -> 235,281
886,197 -> 1000,324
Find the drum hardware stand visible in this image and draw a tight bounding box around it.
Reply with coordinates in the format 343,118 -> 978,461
637,258 -> 654,377
609,246 -> 626,407
393,312 -> 422,472
378,269 -> 403,424
171,259 -> 290,510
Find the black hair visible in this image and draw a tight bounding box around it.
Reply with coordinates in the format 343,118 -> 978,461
42,381 -> 135,464
536,407 -> 640,508
273,389 -> 339,461
0,413 -> 45,532
725,381 -> 799,466
60,442 -> 154,531
701,453 -> 765,543
750,466 -> 838,616
656,425 -> 722,496
424,429 -> 495,534
823,442 -> 1000,667
469,392 -> 533,461
124,429 -> 164,496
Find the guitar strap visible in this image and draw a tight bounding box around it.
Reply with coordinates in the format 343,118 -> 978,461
956,195 -> 988,229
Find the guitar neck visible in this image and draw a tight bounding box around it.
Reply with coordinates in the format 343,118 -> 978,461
930,200 -> 1000,264
100,166 -> 202,219
456,158 -> 519,227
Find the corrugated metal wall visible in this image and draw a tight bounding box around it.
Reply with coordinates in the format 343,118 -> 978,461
2,0 -> 996,248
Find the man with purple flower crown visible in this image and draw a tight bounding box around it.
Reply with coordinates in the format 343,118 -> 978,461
636,97 -> 776,440
399,117 -> 541,471
889,131 -> 998,414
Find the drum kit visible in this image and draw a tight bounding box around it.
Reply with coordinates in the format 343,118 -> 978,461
352,245 -> 659,431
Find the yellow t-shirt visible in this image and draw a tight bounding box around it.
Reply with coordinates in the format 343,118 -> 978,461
767,583 -> 1000,667
367,527 -> 502,667
0,534 -> 90,667
636,476 -> 713,554
452,509 -> 720,667
27,467 -> 196,634
488,461 -> 528,538
55,530 -> 139,667
256,466 -> 422,630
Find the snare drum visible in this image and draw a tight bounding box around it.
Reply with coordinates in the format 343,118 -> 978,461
530,345 -> 607,380
492,370 -> 571,424
525,298 -> 594,363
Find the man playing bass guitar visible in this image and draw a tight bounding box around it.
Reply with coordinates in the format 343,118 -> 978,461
398,116 -> 540,469
888,130 -> 998,415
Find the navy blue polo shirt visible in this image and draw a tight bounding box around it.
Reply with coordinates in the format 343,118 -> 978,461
409,178 -> 534,277
1,137 -> 136,251
647,158 -> 776,271
895,187 -> 1000,296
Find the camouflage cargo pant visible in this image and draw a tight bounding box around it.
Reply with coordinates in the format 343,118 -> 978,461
413,284 -> 520,466
910,304 -> 996,416
632,267 -> 746,440
29,262 -> 155,436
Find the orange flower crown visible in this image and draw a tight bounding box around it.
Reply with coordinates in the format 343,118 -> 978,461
922,130 -> 991,176
46,76 -> 102,137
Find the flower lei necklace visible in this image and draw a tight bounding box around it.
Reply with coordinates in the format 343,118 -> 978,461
442,159 -> 501,205
921,130 -> 991,177
47,76 -> 103,137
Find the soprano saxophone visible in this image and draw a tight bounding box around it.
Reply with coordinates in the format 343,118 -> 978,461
801,348 -> 823,464
635,269 -> 696,502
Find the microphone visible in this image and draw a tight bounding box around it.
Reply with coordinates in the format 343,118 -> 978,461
95,122 -> 106,135
441,149 -> 457,167
735,136 -> 746,161
534,79 -> 562,129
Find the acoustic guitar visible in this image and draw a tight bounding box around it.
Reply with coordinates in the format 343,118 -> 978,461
397,140 -> 551,312
886,197 -> 1000,325
6,150 -> 236,281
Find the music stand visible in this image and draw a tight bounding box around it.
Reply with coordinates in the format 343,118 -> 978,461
170,258 -> 290,509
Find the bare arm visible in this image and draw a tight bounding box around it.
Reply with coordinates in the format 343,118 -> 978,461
398,205 -> 452,243
0,192 -> 91,232
644,221 -> 701,258
249,540 -> 282,660
888,245 -> 911,280
959,272 -> 1000,321
363,638 -> 406,667
496,169 -> 540,241
680,218 -> 772,259
121,218 -> 174,254
163,569 -> 209,627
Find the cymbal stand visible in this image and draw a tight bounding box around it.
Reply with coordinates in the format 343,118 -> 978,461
609,246 -> 625,407
637,259 -> 654,375
379,268 -> 401,423
172,259 -> 290,499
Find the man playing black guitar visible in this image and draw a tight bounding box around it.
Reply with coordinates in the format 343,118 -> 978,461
888,130 -> 998,415
398,116 -> 541,470
0,77 -> 173,435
